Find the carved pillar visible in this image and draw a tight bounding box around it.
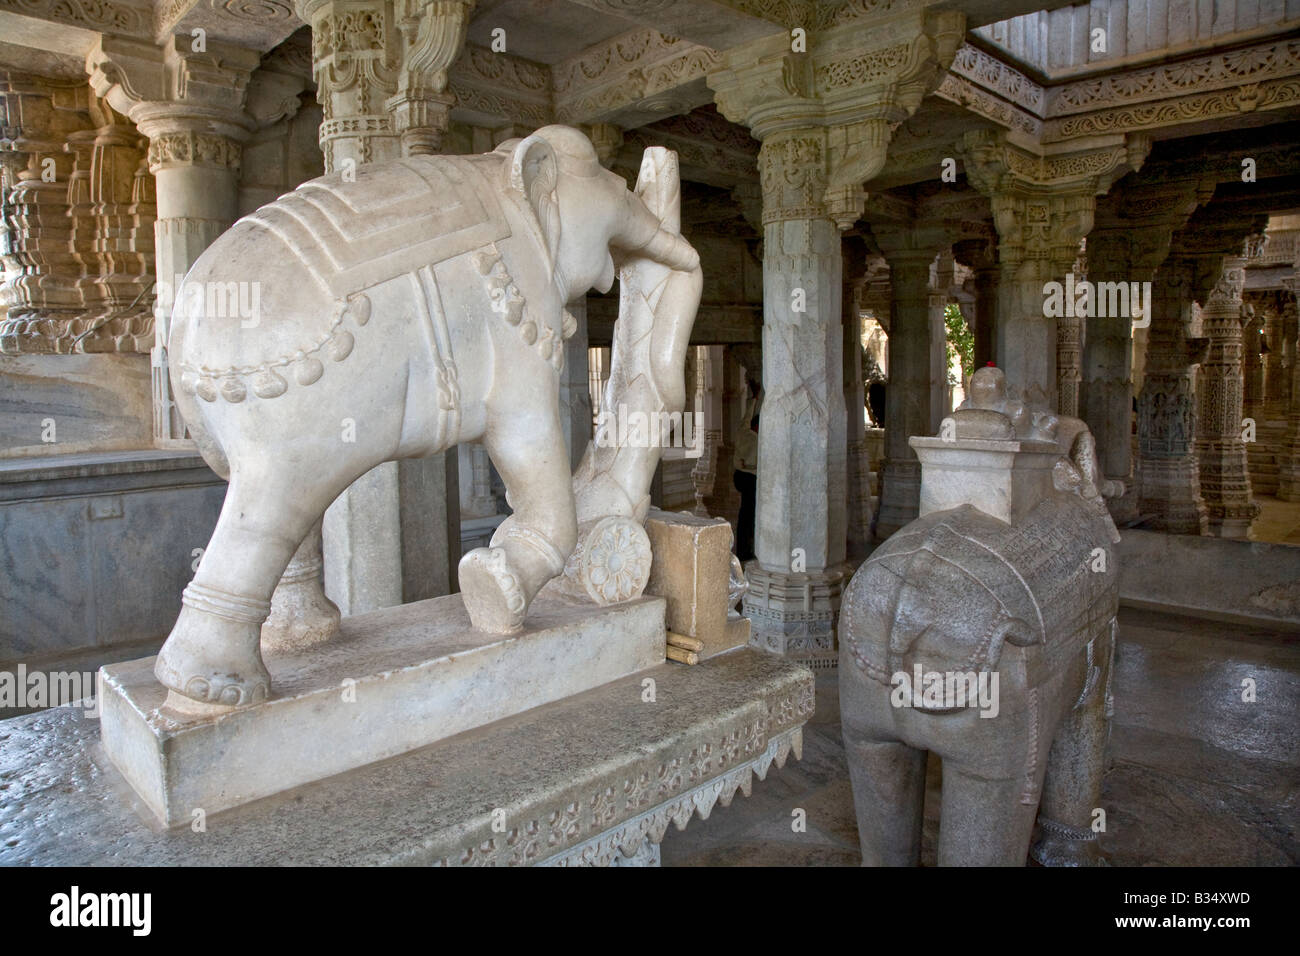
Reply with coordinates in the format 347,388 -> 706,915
735,128 -> 847,658
0,73 -> 93,353
842,235 -> 871,560
875,240 -> 942,538
88,37 -> 265,444
1083,212 -> 1186,525
1056,241 -> 1084,418
1135,255 -> 1209,533
295,0 -> 401,169
710,3 -> 964,662
954,239 -> 997,371
961,129 -> 1149,410
1260,296 -> 1288,420
1276,280 -> 1300,501
560,297 -> 593,472
1195,254 -> 1259,539
690,345 -> 724,516
387,0 -> 474,155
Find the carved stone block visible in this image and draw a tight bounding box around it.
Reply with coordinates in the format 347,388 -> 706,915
644,508 -> 749,661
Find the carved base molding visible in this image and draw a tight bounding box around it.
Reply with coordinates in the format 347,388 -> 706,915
0,649 -> 812,866
1137,457 -> 1209,534
742,563 -> 846,661
541,727 -> 803,867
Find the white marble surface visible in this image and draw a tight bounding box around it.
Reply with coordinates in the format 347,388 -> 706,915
101,592 -> 667,827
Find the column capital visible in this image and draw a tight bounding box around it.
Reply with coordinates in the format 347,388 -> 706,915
710,6 -> 964,230
86,35 -> 261,141
959,128 -> 1151,275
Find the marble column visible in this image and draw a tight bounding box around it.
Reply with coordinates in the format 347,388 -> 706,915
87,36 -> 266,444
1276,286 -> 1300,501
690,345 -> 724,517
295,0 -> 468,610
961,129 -> 1148,410
1082,223 -> 1179,525
875,235 -> 945,538
1260,297 -> 1288,420
1135,256 -> 1209,533
842,236 -> 871,560
1057,245 -> 1084,418
560,297 -> 592,471
1195,255 -> 1259,539
740,129 -> 847,659
709,2 -> 965,661
704,345 -> 747,523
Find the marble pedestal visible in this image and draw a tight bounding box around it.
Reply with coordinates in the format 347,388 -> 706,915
3,649 -> 812,866
100,593 -> 667,827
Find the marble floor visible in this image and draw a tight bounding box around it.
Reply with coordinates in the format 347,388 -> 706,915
660,606 -> 1300,866
1253,495 -> 1300,545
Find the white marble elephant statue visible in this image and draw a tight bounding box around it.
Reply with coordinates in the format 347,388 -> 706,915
159,125 -> 701,708
839,367 -> 1121,866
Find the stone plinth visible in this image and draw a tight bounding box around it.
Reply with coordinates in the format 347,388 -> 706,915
644,508 -> 749,660
3,649 -> 812,866
100,594 -> 666,827
910,436 -> 1062,525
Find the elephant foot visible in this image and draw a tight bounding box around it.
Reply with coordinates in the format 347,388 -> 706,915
155,584 -> 271,708
261,576 -> 340,653
459,547 -> 528,634
1030,817 -> 1107,867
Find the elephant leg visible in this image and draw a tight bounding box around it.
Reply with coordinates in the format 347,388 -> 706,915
155,469 -> 324,708
459,397 -> 577,633
937,765 -> 1041,866
1032,622 -> 1116,866
260,519 -> 341,653
842,722 -> 927,866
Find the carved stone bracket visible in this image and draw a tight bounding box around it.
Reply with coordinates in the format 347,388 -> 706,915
709,6 -> 964,230
386,0 -> 473,155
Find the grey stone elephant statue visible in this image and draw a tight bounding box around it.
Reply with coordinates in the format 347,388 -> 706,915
158,125 -> 701,708
839,366 -> 1120,866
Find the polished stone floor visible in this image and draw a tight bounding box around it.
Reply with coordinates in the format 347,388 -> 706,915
1253,494 -> 1300,545
660,606 -> 1300,866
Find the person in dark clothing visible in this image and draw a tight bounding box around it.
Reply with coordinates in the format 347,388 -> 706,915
868,381 -> 886,429
734,414 -> 759,561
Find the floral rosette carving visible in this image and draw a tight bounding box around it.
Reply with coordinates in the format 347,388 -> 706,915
578,516 -> 652,605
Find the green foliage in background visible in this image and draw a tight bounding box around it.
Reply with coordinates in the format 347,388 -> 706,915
944,303 -> 974,388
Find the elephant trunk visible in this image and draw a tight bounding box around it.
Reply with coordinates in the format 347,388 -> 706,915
613,190 -> 699,273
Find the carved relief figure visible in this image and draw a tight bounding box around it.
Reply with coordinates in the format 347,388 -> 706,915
158,126 -> 701,707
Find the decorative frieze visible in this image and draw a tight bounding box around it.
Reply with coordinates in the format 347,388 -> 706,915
449,44 -> 551,129
0,0 -> 151,36
147,129 -> 242,172
552,29 -> 721,127
1048,38 -> 1300,117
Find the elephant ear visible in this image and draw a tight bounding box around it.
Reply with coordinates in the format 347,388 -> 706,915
509,134 -> 561,274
